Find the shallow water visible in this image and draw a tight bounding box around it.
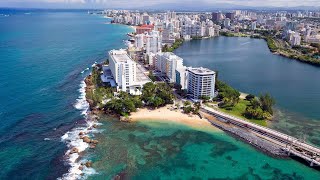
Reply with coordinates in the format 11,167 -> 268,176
1,9 -> 319,179
89,116 -> 320,179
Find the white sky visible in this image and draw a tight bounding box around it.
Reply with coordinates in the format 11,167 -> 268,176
0,0 -> 319,8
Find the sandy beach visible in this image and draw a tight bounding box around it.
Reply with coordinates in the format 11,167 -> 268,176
129,105 -> 220,132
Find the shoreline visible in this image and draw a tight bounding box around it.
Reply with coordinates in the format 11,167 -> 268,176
220,34 -> 320,67
129,105 -> 221,132
73,20 -> 320,178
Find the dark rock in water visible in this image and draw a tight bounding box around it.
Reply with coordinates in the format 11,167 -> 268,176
79,166 -> 84,171
90,145 -> 96,149
91,140 -> 99,144
113,172 -> 127,180
79,132 -> 84,136
93,124 -> 97,128
85,161 -> 92,168
83,136 -> 91,143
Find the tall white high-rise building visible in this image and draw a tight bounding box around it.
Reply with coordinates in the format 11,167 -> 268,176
175,66 -> 188,90
109,49 -> 151,95
187,67 -> 216,100
142,13 -> 150,24
146,31 -> 162,54
155,52 -> 183,83
135,34 -> 144,50
290,33 -> 301,46
251,21 -> 257,30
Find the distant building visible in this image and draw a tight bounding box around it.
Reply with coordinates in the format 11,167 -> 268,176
226,12 -> 235,20
109,49 -> 151,95
212,12 -> 222,22
187,67 -> 216,100
136,24 -> 154,34
146,30 -> 162,54
142,13 -> 150,24
135,34 -> 144,50
224,18 -> 231,28
181,24 -> 205,38
290,33 -> 301,46
251,21 -> 257,30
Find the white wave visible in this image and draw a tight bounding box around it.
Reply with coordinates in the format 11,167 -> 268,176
44,138 -> 51,141
59,79 -> 101,180
91,62 -> 98,67
241,42 -> 251,45
74,81 -> 89,116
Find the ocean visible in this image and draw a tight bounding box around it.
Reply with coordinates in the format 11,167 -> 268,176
0,9 -> 131,179
0,9 -> 319,180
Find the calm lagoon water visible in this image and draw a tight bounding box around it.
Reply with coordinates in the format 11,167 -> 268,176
175,37 -> 320,146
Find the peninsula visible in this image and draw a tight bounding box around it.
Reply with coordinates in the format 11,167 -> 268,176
83,9 -> 320,170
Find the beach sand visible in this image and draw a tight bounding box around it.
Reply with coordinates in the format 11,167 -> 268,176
129,105 -> 220,132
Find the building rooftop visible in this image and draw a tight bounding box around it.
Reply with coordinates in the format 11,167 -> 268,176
109,49 -> 133,63
136,64 -> 151,83
187,67 -> 215,75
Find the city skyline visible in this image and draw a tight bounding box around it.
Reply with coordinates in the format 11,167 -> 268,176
1,0 -> 320,9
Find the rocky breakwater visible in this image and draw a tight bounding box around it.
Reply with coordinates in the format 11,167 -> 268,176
201,112 -> 288,157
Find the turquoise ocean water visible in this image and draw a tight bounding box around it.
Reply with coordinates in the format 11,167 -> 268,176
0,9 -> 131,179
0,9 -> 319,179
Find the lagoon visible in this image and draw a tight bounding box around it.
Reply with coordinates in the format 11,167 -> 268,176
175,37 -> 320,146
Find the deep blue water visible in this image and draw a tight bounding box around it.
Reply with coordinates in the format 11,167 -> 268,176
175,37 -> 320,146
0,9 -> 131,179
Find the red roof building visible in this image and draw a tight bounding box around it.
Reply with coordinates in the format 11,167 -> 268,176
136,24 -> 154,34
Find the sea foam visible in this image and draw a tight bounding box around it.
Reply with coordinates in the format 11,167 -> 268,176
59,80 -> 99,180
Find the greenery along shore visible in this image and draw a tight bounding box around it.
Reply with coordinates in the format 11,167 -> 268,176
85,63 -> 175,117
220,30 -> 320,66
85,61 -> 275,127
204,80 -> 275,126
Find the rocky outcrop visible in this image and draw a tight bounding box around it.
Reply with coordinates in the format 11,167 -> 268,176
82,136 -> 91,143
70,147 -> 79,154
85,161 -> 92,168
120,116 -> 132,122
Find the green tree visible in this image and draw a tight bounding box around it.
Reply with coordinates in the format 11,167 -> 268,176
259,93 -> 275,115
245,94 -> 255,101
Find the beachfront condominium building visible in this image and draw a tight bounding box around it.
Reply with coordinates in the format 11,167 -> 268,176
155,52 -> 183,83
175,66 -> 188,90
187,67 -> 216,100
109,49 -> 151,95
